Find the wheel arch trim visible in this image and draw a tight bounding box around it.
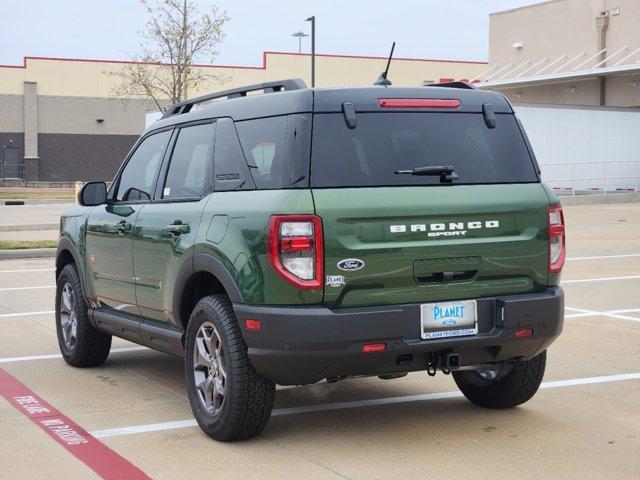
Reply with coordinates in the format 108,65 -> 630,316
172,252 -> 244,329
56,236 -> 89,304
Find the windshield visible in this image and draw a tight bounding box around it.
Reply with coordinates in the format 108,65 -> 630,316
310,113 -> 538,187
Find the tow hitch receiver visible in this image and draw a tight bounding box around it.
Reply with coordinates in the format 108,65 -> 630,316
427,352 -> 461,376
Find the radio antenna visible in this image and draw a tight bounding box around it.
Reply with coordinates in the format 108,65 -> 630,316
374,42 -> 396,86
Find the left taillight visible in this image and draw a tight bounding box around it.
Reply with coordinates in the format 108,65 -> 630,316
548,205 -> 566,273
267,215 -> 323,290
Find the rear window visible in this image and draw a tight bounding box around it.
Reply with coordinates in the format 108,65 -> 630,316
310,113 -> 538,187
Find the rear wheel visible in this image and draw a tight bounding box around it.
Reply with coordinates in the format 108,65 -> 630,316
184,295 -> 275,441
452,351 -> 546,409
55,263 -> 111,367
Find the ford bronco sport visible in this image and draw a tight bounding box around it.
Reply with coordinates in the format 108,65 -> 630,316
56,79 -> 565,441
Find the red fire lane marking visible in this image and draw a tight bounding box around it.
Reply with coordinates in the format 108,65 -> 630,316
0,368 -> 150,480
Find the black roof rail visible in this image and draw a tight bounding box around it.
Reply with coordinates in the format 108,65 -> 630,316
161,78 -> 308,119
426,81 -> 476,90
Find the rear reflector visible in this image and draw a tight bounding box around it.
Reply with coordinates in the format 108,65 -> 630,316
244,319 -> 262,331
378,98 -> 460,109
515,327 -> 533,339
362,343 -> 386,353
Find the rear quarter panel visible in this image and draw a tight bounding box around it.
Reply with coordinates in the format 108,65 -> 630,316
194,189 -> 321,305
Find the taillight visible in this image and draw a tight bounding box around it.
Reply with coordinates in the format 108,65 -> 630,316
378,98 -> 460,109
267,215 -> 323,290
548,205 -> 566,273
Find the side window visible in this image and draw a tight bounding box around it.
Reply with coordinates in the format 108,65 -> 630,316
116,130 -> 171,202
235,116 -> 287,189
163,123 -> 215,200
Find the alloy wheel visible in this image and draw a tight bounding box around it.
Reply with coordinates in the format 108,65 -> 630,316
192,321 -> 227,415
59,282 -> 78,350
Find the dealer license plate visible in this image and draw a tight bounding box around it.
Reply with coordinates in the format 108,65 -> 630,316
420,300 -> 477,340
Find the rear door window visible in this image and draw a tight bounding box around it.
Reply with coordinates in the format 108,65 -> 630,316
310,113 -> 538,187
163,123 -> 214,199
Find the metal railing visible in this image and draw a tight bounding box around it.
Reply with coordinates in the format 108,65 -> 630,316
541,160 -> 640,195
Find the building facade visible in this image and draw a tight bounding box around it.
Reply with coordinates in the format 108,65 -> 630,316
481,0 -> 640,106
0,52 -> 485,182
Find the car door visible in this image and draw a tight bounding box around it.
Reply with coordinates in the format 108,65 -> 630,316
85,129 -> 173,315
133,121 -> 215,327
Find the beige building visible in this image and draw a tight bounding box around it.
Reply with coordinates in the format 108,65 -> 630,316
0,52 -> 485,182
481,0 -> 640,107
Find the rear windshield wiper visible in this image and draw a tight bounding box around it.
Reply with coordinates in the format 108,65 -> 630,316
395,165 -> 458,183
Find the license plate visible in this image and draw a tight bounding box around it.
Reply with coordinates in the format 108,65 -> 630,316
420,300 -> 477,340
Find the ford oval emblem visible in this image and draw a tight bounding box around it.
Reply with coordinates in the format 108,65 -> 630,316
337,258 -> 365,271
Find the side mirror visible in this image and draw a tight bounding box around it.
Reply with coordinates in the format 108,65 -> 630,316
78,182 -> 107,206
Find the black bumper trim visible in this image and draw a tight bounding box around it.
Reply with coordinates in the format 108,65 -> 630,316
233,287 -> 564,385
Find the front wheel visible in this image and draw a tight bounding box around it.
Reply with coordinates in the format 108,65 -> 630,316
184,295 -> 275,441
55,263 -> 111,367
452,351 -> 546,409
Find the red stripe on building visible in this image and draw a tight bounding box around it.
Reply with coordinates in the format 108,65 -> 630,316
0,368 -> 150,480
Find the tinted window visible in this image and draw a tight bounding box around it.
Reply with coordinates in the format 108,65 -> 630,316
310,113 -> 538,187
213,118 -> 255,191
236,116 -> 287,189
163,123 -> 214,199
116,130 -> 171,201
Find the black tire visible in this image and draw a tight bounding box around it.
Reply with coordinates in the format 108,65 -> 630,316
55,263 -> 112,367
452,351 -> 546,409
184,295 -> 275,441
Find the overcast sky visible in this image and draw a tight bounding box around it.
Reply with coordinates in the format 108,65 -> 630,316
1,0 -> 545,66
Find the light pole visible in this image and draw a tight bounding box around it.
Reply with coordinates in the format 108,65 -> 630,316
291,30 -> 309,54
305,16 -> 315,87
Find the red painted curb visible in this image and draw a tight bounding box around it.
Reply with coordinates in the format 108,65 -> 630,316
0,368 -> 150,480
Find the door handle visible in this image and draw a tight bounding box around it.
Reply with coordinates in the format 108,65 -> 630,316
165,222 -> 190,235
115,221 -> 133,234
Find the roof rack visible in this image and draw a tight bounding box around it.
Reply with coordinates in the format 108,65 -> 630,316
426,81 -> 476,90
161,78 -> 308,119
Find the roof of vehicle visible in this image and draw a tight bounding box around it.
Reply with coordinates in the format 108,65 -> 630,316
147,81 -> 513,133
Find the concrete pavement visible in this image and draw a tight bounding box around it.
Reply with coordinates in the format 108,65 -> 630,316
0,204 -> 638,479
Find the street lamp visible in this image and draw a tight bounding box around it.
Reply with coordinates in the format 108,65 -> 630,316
305,16 -> 315,87
291,30 -> 309,54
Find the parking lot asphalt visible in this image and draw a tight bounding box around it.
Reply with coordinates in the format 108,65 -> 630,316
0,203 -> 638,480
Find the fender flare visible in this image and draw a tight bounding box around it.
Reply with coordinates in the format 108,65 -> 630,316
172,252 -> 244,327
56,236 -> 89,303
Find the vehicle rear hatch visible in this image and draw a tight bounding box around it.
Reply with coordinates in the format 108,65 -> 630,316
310,88 -> 551,308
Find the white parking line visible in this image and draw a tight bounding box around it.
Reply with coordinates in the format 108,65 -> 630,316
90,372 -> 640,439
565,307 -> 640,322
0,310 -> 55,318
566,253 -> 640,261
0,286 -> 54,292
0,268 -> 55,274
0,346 -> 149,364
562,275 -> 640,284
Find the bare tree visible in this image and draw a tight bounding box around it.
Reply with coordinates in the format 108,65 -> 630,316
109,0 -> 229,111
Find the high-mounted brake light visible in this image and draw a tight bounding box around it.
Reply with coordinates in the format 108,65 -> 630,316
268,215 -> 323,290
548,205 -> 566,273
378,98 -> 460,109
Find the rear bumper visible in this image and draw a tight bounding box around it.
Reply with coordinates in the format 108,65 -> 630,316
233,287 -> 564,385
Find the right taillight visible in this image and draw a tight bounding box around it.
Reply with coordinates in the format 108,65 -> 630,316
548,205 -> 566,273
267,215 -> 323,290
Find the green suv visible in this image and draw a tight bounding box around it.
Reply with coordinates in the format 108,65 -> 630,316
56,79 -> 565,441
